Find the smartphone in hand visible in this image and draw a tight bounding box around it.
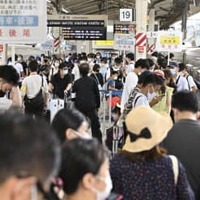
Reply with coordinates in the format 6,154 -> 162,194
106,193 -> 123,200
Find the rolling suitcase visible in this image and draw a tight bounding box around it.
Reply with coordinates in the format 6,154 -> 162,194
47,98 -> 65,122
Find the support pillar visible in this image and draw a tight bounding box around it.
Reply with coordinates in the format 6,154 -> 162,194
182,0 -> 189,63
147,8 -> 156,55
135,0 -> 148,60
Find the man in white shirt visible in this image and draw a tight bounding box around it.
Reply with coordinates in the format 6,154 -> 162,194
121,59 -> 150,111
125,53 -> 135,75
14,58 -> 24,87
99,57 -> 109,83
179,63 -> 197,92
21,60 -> 48,119
122,72 -> 164,120
175,63 -> 189,91
72,62 -> 80,81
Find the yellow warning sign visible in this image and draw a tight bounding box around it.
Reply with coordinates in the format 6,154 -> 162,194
95,40 -> 114,46
160,36 -> 180,45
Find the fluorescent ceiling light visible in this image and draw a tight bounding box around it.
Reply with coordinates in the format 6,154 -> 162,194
62,8 -> 69,13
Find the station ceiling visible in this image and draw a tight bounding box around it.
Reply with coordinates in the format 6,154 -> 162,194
47,0 -> 200,29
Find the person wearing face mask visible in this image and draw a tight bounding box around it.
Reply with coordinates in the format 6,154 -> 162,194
0,65 -> 21,113
121,59 -> 150,112
72,63 -> 102,142
17,54 -> 29,76
169,62 -> 189,92
90,64 -> 104,90
107,71 -> 123,91
59,138 -> 114,200
125,53 -> 135,75
49,58 -> 61,81
99,57 -> 109,83
95,52 -> 102,64
88,53 -> 95,71
121,71 -> 164,123
51,107 -> 91,144
49,62 -> 72,99
21,61 -> 49,119
178,63 -> 197,92
152,70 -> 175,114
106,57 -> 124,81
0,111 -> 61,200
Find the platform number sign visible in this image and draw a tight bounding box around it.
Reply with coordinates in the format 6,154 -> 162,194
120,9 -> 133,22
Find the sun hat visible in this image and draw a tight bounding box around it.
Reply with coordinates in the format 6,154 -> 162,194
122,105 -> 172,153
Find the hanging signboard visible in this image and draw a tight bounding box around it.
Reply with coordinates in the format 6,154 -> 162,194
0,0 -> 47,43
114,34 -> 135,50
40,40 -> 53,51
119,9 -> 133,22
156,31 -> 183,52
114,24 -> 136,35
48,15 -> 107,40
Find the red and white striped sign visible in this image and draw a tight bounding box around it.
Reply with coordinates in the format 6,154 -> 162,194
0,45 -> 3,53
54,37 -> 60,51
135,32 -> 147,46
147,44 -> 156,53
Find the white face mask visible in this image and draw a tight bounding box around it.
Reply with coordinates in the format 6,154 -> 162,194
92,174 -> 113,200
147,87 -> 156,101
73,130 -> 92,139
80,60 -> 87,64
170,68 -> 176,75
55,62 -> 59,67
96,55 -> 100,59
63,69 -> 68,75
88,58 -> 93,62
17,57 -> 22,62
31,184 -> 37,200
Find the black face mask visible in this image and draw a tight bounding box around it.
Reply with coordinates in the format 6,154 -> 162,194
0,90 -> 5,97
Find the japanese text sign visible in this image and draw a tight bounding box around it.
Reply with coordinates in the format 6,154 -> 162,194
0,0 -> 47,43
156,31 -> 183,52
114,34 -> 135,50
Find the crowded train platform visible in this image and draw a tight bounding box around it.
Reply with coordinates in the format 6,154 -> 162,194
0,0 -> 200,199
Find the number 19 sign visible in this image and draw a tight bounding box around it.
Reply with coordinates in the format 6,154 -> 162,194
119,9 -> 133,22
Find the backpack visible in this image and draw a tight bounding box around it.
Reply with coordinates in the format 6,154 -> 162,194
24,76 -> 44,107
194,79 -> 200,90
186,75 -> 200,90
122,87 -> 141,120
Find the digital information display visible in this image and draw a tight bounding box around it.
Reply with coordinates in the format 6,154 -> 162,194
114,24 -> 135,34
62,26 -> 106,40
47,20 -> 107,40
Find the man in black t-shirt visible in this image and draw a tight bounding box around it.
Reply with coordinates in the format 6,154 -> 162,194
49,63 -> 72,99
163,91 -> 200,199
